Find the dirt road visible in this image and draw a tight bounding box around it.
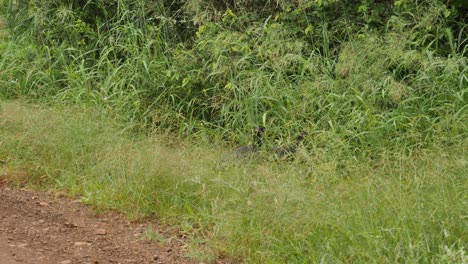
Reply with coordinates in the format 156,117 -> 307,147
0,182 -> 194,264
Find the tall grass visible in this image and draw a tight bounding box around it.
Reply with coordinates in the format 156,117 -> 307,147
0,0 -> 172,126
1,101 -> 466,263
1,0 -> 466,150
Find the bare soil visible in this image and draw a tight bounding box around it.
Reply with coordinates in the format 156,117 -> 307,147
0,181 -> 196,264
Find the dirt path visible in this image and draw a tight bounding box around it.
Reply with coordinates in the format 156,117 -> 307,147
0,182 -> 194,264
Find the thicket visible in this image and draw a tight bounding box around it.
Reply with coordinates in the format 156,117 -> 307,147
1,0 -> 467,155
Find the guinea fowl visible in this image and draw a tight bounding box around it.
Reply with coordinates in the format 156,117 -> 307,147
233,126 -> 266,157
272,131 -> 307,158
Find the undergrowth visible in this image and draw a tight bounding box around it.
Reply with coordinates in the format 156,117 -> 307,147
0,0 -> 466,151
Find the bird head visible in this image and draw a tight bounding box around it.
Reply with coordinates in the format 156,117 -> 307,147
255,126 -> 266,134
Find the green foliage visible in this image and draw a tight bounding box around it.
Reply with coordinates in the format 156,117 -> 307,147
156,3 -> 466,153
0,0 -> 174,124
0,0 -> 465,157
1,0 -> 465,146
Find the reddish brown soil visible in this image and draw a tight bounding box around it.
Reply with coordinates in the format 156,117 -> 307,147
0,182 -> 195,264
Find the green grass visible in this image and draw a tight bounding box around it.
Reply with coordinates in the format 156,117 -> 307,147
1,101 -> 466,263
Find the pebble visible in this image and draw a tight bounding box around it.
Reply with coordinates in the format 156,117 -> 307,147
95,228 -> 107,235
74,241 -> 91,246
64,222 -> 78,228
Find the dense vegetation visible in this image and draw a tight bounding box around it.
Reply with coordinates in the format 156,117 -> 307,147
0,0 -> 467,262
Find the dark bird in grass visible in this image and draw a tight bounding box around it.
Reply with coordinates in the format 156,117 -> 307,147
272,131 -> 307,158
232,126 -> 266,157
